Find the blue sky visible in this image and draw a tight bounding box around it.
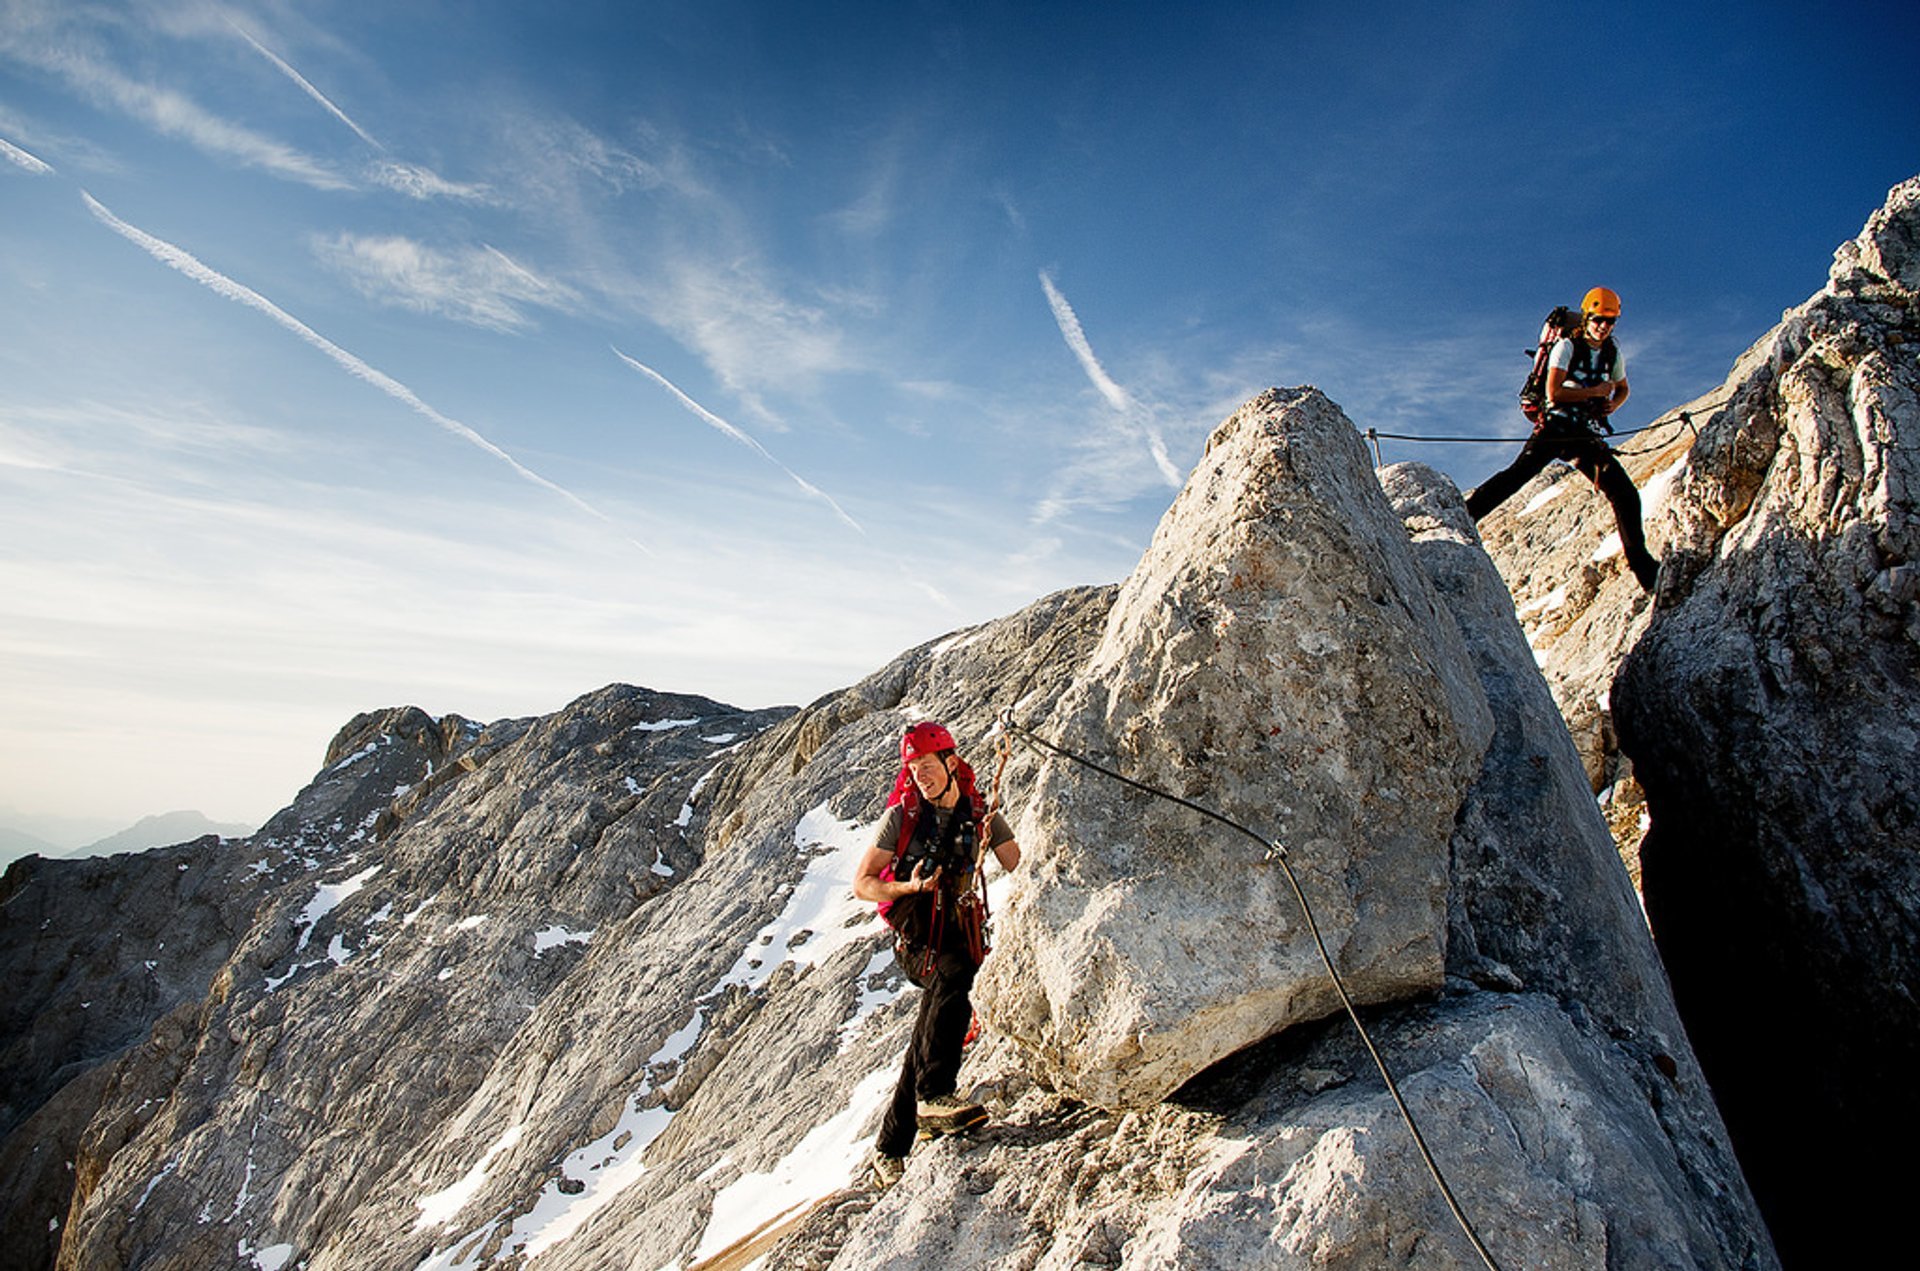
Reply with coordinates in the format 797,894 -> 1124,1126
2,0 -> 1915,837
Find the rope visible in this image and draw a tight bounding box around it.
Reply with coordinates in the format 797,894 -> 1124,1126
1361,392 -> 1734,464
994,711 -> 1505,1271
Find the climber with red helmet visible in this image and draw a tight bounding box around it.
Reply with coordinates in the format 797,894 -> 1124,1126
853,720 -> 1020,1189
1467,286 -> 1661,592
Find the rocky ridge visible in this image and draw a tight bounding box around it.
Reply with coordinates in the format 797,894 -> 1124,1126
5,381 -> 1775,1269
1473,173 -> 1920,1266
28,177 -> 1920,1269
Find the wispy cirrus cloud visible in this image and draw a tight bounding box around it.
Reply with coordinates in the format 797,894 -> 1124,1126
0,10 -> 347,189
367,160 -> 492,203
0,134 -> 53,174
226,19 -> 491,203
313,233 -> 579,331
82,192 -> 643,550
650,258 -> 858,419
612,347 -> 863,534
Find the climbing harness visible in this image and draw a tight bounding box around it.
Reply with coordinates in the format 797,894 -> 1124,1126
994,711 -> 1506,1271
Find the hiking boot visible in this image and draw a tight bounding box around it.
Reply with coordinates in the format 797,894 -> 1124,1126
867,1150 -> 905,1190
916,1093 -> 987,1135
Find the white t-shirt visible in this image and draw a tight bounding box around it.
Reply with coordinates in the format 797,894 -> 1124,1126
1548,337 -> 1625,382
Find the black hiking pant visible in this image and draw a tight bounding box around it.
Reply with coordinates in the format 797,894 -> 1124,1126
1466,423 -> 1658,585
875,945 -> 977,1157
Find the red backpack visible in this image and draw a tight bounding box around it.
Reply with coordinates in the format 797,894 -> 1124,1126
1519,306 -> 1584,427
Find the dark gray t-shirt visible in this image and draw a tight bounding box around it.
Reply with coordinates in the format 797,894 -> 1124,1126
871,801 -> 1015,859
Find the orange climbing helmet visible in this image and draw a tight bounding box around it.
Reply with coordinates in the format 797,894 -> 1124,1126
1582,286 -> 1622,318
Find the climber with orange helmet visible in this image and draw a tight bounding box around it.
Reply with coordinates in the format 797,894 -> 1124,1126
854,720 -> 1020,1189
1466,286 -> 1661,592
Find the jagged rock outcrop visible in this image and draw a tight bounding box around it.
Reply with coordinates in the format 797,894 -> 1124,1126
1609,175 -> 1920,1266
1466,378 -> 1697,881
1469,175 -> 1920,1265
978,389 -> 1491,1109
4,382 -> 1782,1269
0,705 -> 496,1271
800,424 -> 1771,1270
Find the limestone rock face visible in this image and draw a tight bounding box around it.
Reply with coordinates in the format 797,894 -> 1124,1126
1383,464 -> 1686,1039
783,456 -> 1769,1271
1466,380 -> 1697,882
816,995 -> 1756,1271
978,388 -> 1491,1109
1611,174 -> 1920,1265
4,387 -> 1779,1269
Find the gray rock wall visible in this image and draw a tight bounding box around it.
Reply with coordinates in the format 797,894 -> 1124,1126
1612,175 -> 1920,1266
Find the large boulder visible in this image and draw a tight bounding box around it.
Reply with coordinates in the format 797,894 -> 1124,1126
977,387 -> 1494,1109
791,452 -> 1770,1271
1613,174 -> 1920,1265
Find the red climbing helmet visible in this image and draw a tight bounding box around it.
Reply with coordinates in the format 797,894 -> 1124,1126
900,721 -> 957,762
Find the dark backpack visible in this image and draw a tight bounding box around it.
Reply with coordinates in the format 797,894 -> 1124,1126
1519,306 -> 1584,426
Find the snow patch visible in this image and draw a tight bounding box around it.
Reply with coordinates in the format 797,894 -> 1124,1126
1591,531 -> 1623,562
533,925 -> 594,953
422,1016 -> 704,1265
327,739 -> 382,771
701,733 -> 739,745
414,1125 -> 524,1230
291,864 -> 382,953
1516,584 -> 1568,618
688,1066 -> 896,1264
238,1239 -> 296,1271
716,804 -> 872,994
1639,454 -> 1687,516
632,717 -> 700,732
676,765 -> 719,829
1519,479 -> 1569,516
134,1158 -> 179,1212
446,915 -> 490,933
931,627 -> 986,656
836,946 -> 904,1050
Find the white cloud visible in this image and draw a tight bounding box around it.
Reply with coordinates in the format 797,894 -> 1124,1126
82,192 -> 641,548
223,17 -> 491,203
313,233 -> 578,331
652,257 -> 857,412
366,160 -> 493,203
1028,271 -> 1186,517
225,16 -> 380,149
0,15 -> 348,189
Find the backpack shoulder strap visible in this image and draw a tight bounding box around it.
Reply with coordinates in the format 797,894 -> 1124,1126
892,789 -> 920,862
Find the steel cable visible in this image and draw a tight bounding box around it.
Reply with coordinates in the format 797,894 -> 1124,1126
995,712 -> 1504,1271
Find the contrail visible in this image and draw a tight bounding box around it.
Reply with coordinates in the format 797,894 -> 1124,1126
227,20 -> 382,150
1039,271 -> 1131,412
1,135 -> 54,174
612,347 -> 864,535
1039,271 -> 1182,488
83,192 -> 648,553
